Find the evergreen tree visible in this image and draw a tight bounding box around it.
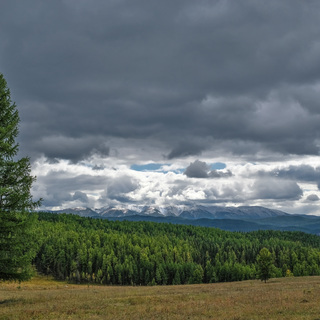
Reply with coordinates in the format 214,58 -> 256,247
0,73 -> 41,281
256,248 -> 274,283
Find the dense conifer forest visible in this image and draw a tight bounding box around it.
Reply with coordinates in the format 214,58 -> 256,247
33,212 -> 320,286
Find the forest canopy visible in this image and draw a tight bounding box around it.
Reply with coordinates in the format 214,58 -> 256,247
33,212 -> 320,285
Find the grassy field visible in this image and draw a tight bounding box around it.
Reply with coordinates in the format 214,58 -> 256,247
1,276 -> 320,319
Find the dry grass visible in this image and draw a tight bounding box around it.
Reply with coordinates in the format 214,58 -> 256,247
1,275 -> 320,319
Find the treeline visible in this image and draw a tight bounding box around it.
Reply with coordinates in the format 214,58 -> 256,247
33,212 -> 320,285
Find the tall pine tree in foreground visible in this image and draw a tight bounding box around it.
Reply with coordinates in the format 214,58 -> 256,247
0,73 -> 41,281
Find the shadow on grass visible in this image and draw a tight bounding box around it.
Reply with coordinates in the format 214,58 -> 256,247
0,298 -> 24,305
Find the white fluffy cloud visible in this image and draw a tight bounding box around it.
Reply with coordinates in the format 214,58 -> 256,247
29,155 -> 320,215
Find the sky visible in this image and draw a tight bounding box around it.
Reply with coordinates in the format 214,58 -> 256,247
1,0 -> 320,214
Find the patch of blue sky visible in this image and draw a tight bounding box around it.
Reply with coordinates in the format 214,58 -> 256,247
210,162 -> 227,170
172,168 -> 185,174
130,163 -> 165,172
131,163 -> 185,174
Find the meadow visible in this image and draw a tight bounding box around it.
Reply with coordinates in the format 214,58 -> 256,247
1,275 -> 320,319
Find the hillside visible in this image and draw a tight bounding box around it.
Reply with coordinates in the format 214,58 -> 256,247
51,205 -> 320,235
33,212 -> 320,286
53,204 -> 289,219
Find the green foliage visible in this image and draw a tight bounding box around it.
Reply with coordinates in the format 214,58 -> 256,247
0,73 -> 41,281
0,211 -> 38,281
285,269 -> 294,277
256,248 -> 274,283
34,212 -> 320,286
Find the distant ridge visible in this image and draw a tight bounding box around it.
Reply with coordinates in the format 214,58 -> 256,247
51,204 -> 288,220
48,205 -> 320,235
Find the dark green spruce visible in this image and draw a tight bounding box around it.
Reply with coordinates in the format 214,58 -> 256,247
0,73 -> 41,281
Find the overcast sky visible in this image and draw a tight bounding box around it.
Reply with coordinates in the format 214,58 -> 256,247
1,0 -> 320,214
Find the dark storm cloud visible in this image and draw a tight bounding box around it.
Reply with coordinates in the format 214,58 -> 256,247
42,190 -> 73,208
252,179 -> 303,200
203,183 -> 244,202
167,142 -> 205,160
104,175 -> 139,202
184,160 -> 209,178
306,194 -> 319,202
258,165 -> 320,183
184,160 -> 232,178
38,170 -> 107,207
73,191 -> 89,203
2,0 -> 320,161
33,136 -> 110,163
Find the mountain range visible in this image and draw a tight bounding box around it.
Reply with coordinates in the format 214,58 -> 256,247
50,205 -> 320,235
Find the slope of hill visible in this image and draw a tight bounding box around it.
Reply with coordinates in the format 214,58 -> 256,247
50,205 -> 320,234
34,211 -> 320,287
52,205 -> 288,219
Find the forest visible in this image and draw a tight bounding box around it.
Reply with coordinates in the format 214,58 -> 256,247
32,212 -> 320,286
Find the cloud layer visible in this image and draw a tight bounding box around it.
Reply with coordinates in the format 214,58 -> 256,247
1,1 -> 320,214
